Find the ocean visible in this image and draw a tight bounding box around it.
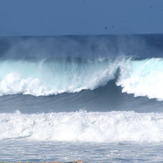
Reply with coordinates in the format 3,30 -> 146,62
0,34 -> 163,162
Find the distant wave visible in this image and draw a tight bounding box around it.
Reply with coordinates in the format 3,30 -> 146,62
0,110 -> 163,142
0,57 -> 163,101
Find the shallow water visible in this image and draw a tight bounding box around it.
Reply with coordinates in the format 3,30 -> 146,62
0,140 -> 163,162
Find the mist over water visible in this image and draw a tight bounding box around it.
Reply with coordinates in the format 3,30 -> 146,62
1,34 -> 163,59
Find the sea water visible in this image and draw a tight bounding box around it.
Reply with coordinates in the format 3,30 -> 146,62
0,34 -> 163,162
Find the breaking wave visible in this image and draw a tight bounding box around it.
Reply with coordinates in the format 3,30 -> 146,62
0,57 -> 163,101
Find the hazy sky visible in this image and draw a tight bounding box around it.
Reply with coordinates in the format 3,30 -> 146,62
0,0 -> 163,36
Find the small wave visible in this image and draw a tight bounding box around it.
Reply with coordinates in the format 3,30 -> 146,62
0,111 -> 163,142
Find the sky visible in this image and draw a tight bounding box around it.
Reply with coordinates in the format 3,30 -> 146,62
0,0 -> 163,36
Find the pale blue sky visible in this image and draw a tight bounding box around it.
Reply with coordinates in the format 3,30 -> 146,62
0,0 -> 163,36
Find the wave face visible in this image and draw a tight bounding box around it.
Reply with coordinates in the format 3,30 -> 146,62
0,110 -> 163,142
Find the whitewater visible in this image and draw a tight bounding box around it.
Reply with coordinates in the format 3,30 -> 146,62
1,110 -> 163,142
0,34 -> 163,162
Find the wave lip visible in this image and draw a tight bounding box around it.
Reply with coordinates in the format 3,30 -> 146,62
0,111 -> 163,142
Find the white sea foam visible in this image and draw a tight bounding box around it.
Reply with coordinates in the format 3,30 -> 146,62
117,58 -> 163,101
0,111 -> 163,142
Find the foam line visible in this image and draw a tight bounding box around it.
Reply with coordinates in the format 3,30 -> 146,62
0,111 -> 163,142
